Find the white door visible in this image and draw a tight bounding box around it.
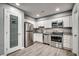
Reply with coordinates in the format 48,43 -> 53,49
4,9 -> 22,54
72,11 -> 79,55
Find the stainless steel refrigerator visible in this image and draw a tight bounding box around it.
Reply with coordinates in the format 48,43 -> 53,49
24,22 -> 33,48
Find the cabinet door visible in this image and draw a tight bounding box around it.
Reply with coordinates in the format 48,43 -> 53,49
45,20 -> 51,28
69,16 -> 72,27
63,35 -> 72,50
63,16 -> 70,27
33,33 -> 43,43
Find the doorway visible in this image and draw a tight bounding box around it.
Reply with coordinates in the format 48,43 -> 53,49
4,8 -> 23,55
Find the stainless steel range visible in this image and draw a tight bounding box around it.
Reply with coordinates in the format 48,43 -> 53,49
50,32 -> 63,48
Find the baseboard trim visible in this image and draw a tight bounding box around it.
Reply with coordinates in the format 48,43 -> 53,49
34,41 -> 43,44
20,47 -> 25,49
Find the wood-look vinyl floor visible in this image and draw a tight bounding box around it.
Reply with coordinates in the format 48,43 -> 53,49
8,42 -> 76,56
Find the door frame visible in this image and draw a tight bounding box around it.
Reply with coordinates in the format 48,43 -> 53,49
4,8 -> 23,55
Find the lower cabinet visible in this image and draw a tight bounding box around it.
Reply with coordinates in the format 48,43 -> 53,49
50,41 -> 63,48
33,33 -> 43,43
63,35 -> 72,50
33,33 -> 72,50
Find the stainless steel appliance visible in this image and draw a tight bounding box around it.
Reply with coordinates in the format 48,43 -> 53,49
52,21 -> 57,28
52,21 -> 63,28
24,22 -> 33,48
43,34 -> 51,45
50,32 -> 63,48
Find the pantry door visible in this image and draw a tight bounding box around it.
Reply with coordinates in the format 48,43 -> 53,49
4,9 -> 22,54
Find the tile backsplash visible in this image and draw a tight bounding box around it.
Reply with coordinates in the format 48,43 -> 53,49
44,28 -> 63,33
44,27 -> 72,35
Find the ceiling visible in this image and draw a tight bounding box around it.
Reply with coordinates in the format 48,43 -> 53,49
9,3 -> 74,18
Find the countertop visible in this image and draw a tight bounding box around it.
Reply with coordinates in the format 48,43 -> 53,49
34,32 -> 72,35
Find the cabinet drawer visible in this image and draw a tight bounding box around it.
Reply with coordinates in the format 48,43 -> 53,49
63,35 -> 72,50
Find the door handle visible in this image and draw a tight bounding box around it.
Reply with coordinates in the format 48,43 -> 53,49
74,34 -> 78,37
18,33 -> 21,35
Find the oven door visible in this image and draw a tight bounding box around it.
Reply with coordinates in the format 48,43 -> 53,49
50,35 -> 63,48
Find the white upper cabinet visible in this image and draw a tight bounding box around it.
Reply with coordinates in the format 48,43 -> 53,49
63,15 -> 72,27
63,16 -> 70,27
35,15 -> 72,28
69,15 -> 72,27
36,21 -> 45,28
44,20 -> 51,28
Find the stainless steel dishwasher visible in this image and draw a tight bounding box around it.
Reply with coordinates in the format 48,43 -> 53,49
43,34 -> 51,45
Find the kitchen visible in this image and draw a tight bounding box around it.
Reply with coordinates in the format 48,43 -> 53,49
0,3 -> 79,56
23,3 -> 78,56
33,11 -> 72,50
23,3 -> 75,55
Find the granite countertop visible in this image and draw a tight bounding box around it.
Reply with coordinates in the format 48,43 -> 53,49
34,32 -> 72,35
43,33 -> 52,35
34,32 -> 53,35
34,32 -> 43,34
63,32 -> 72,35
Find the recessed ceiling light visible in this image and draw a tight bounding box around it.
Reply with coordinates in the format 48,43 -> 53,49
15,3 -> 20,6
36,14 -> 40,17
56,8 -> 60,11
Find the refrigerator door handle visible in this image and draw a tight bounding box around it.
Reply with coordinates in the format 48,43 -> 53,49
74,34 -> 78,37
